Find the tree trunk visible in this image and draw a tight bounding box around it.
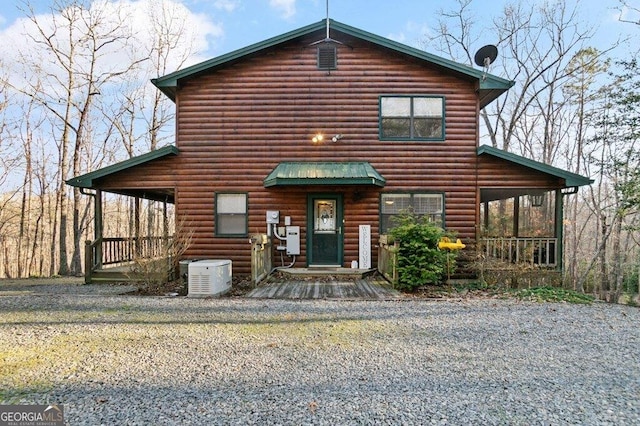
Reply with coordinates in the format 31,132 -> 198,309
58,185 -> 69,275
599,214 -> 608,300
609,213 -> 624,303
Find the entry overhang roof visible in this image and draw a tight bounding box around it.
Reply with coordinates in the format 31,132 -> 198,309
264,161 -> 386,187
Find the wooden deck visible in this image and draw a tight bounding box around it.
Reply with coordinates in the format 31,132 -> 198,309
246,278 -> 402,300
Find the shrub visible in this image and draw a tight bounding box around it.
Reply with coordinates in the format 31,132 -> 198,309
127,219 -> 193,295
512,286 -> 594,304
388,211 -> 456,290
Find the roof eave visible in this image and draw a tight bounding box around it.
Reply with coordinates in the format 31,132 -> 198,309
264,177 -> 385,187
66,145 -> 179,189
263,161 -> 386,188
152,19 -> 514,107
151,20 -> 326,101
478,80 -> 516,109
477,145 -> 593,187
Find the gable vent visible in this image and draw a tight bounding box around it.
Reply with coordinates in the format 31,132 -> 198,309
317,45 -> 337,70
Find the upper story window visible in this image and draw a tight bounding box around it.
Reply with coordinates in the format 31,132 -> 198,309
380,96 -> 445,141
215,192 -> 248,237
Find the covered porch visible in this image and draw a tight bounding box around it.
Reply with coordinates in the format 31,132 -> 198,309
66,146 -> 179,283
477,146 -> 593,271
480,187 -> 563,269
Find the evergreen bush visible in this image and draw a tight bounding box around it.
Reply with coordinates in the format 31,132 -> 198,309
388,211 -> 457,290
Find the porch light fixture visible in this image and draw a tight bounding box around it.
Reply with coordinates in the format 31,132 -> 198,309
530,194 -> 544,207
312,133 -> 344,144
312,133 -> 324,144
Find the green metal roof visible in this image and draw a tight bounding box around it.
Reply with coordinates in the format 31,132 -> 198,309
477,145 -> 593,188
264,161 -> 386,187
152,19 -> 513,108
66,145 -> 179,189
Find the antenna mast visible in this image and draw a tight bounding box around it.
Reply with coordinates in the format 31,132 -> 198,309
310,0 -> 343,45
325,0 -> 330,40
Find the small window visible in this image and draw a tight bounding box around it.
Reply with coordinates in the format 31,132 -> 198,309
317,45 -> 337,70
380,96 -> 444,140
215,193 -> 248,237
380,192 -> 444,233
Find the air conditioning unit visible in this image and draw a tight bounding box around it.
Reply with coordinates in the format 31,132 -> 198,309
188,259 -> 232,297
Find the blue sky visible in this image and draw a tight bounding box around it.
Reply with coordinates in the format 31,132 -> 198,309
2,0 -> 633,66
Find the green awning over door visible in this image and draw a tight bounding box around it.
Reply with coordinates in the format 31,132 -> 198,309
264,162 -> 386,187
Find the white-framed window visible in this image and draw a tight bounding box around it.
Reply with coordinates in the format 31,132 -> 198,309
215,193 -> 248,237
380,192 -> 444,233
379,95 -> 445,140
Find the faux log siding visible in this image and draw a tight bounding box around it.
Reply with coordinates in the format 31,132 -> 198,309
175,35 -> 480,274
97,158 -> 177,191
478,155 -> 564,188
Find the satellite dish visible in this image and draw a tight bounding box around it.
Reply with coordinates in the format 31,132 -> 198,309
474,44 -> 498,67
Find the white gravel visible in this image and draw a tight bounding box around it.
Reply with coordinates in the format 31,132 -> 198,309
1,282 -> 639,425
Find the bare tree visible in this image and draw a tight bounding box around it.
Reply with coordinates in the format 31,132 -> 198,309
10,0 -> 147,275
425,0 -> 632,297
102,0 -> 196,242
0,61 -> 25,278
617,0 -> 640,25
562,48 -> 609,291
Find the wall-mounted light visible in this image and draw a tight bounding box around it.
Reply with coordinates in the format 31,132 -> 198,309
530,194 -> 544,207
312,133 -> 324,144
331,134 -> 343,142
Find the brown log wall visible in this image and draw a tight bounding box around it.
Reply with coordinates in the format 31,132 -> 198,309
97,158 -> 178,191
478,155 -> 563,188
169,35 -> 481,274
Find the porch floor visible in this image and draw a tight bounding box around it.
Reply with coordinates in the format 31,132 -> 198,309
279,267 -> 375,278
246,276 -> 402,300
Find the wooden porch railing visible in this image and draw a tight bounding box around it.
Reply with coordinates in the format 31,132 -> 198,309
481,237 -> 557,267
377,235 -> 399,286
85,236 -> 173,283
250,234 -> 272,285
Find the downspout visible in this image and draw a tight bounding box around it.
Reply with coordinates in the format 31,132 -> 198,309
555,189 -> 563,272
557,187 -> 578,272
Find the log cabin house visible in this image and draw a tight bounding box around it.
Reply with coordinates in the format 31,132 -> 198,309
67,19 -> 592,284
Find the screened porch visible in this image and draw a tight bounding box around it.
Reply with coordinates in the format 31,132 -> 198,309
479,188 -> 566,269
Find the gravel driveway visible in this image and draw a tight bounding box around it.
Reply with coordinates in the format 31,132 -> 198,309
1,280 -> 639,425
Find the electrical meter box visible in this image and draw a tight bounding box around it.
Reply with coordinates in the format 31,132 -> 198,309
286,226 -> 300,255
266,210 -> 280,224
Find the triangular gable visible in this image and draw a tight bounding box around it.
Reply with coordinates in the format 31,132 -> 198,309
152,19 -> 513,108
477,145 -> 593,188
66,145 -> 179,202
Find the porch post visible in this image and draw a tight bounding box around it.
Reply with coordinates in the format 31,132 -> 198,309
555,189 -> 563,271
163,199 -> 169,240
513,196 -> 520,237
135,197 -> 141,257
483,201 -> 489,230
95,189 -> 103,269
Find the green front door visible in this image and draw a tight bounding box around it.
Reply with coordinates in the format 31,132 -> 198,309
307,194 -> 343,266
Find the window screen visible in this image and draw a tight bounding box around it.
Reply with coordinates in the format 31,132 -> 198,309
380,193 -> 444,233
216,193 -> 248,236
380,96 -> 444,140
